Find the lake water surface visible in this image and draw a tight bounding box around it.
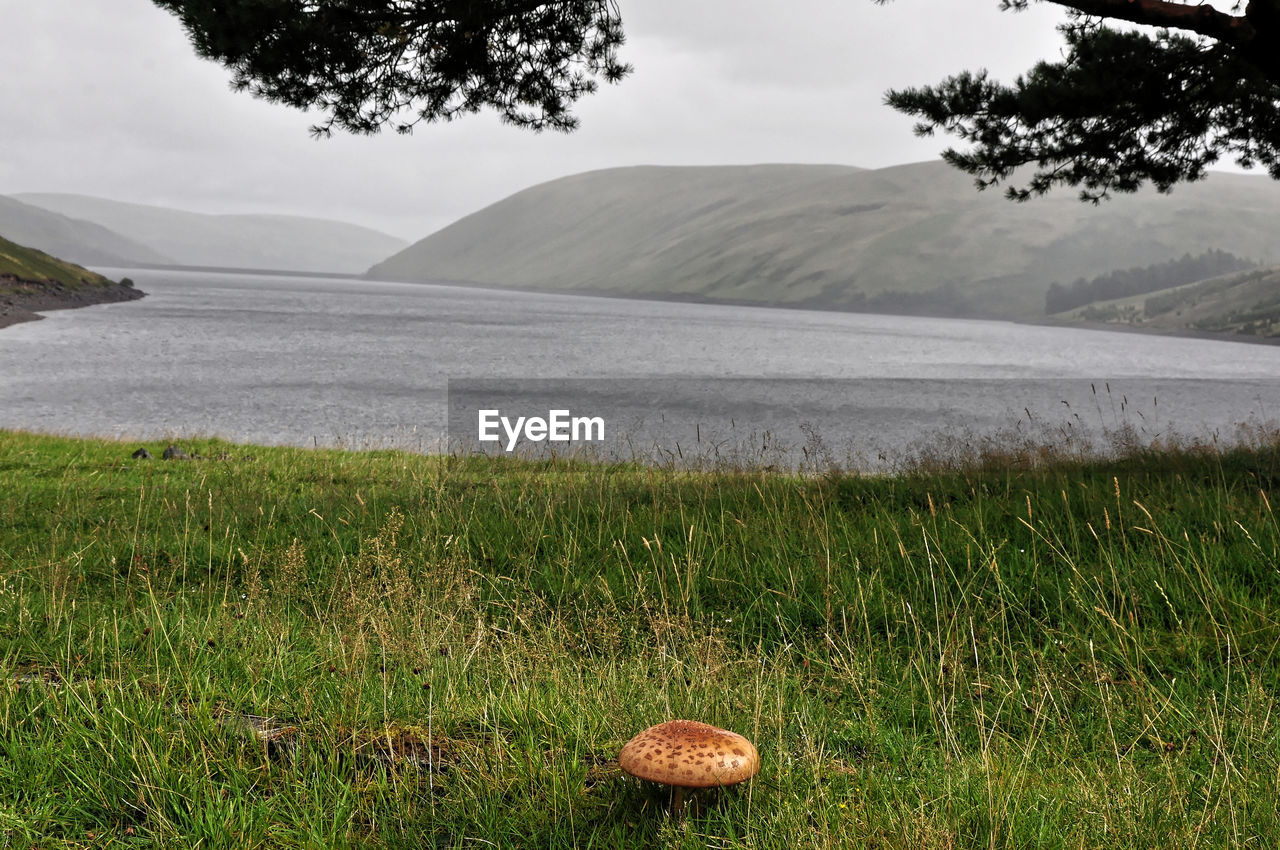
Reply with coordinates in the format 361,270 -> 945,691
1,269 -> 1278,468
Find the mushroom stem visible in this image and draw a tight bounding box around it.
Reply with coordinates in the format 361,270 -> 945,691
670,786 -> 687,818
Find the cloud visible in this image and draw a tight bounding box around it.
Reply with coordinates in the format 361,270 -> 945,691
0,0 -> 1075,242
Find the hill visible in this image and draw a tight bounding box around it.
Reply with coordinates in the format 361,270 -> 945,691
0,234 -> 143,328
14,193 -> 409,274
367,161 -> 1280,319
0,195 -> 171,267
1054,265 -> 1280,341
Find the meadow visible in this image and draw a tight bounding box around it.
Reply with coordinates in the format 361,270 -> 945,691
2,428 -> 1279,848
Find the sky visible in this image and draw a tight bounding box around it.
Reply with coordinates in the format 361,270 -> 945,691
0,0 -> 1074,241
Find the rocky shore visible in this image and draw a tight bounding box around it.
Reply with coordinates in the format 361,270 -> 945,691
0,275 -> 145,329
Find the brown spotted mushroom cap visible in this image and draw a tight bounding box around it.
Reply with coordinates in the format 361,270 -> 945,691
618,720 -> 760,788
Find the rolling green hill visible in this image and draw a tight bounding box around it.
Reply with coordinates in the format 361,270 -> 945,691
367,160 -> 1280,319
0,233 -> 142,328
15,193 -> 408,274
0,233 -> 115,286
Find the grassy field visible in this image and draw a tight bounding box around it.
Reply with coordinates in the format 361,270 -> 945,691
2,429 -> 1280,848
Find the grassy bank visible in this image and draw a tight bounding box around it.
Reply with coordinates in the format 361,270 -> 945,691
2,430 -> 1279,847
0,234 -> 142,328
0,235 -> 114,289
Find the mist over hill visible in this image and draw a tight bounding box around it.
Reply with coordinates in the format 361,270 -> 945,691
0,195 -> 172,267
368,161 -> 1280,319
15,194 -> 408,274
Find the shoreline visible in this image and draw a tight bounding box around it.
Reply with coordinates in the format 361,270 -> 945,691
1029,315 -> 1280,348
366,272 -> 1280,349
8,262 -> 1271,349
0,277 -> 145,330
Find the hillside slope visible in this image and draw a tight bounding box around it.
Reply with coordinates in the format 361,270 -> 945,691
0,234 -> 143,328
1055,266 -> 1280,341
368,161 -> 1280,319
15,193 -> 408,274
0,195 -> 171,267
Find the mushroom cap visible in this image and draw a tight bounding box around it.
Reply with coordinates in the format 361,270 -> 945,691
618,720 -> 759,788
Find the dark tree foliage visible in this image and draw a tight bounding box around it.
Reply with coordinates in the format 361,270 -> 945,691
1045,248 -> 1257,313
151,0 -> 630,136
878,0 -> 1280,200
155,0 -> 1280,201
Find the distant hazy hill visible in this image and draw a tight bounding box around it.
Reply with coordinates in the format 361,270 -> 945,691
368,161 -> 1280,319
0,195 -> 171,267
15,193 -> 408,274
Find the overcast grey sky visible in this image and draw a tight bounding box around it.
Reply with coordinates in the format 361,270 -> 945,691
0,1 -> 1072,240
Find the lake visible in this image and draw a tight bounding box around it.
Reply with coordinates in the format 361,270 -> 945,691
1,268 -> 1278,469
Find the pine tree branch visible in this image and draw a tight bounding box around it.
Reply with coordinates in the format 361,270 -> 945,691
153,0 -> 630,134
874,0 -> 1280,199
1047,0 -> 1254,44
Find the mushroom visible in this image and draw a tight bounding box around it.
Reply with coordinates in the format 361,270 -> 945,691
618,719 -> 759,814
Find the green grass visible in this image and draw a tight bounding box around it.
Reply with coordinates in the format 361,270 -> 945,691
0,235 -> 113,289
3,429 -> 1280,847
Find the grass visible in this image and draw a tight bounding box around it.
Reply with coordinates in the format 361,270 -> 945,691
0,235 -> 114,289
2,428 -> 1280,847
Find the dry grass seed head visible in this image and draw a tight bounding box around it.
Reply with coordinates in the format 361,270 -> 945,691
338,508 -> 479,658
277,537 -> 306,596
